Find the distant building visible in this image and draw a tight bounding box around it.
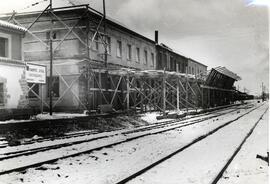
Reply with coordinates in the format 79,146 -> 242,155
0,20 -> 28,110
156,43 -> 187,73
154,31 -> 206,74
187,58 -> 207,76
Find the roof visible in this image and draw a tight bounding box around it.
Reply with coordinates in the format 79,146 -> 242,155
214,66 -> 241,81
159,43 -> 173,51
188,58 -> 208,68
3,5 -> 156,44
0,57 -> 25,67
0,20 -> 27,32
205,66 -> 241,89
157,44 -> 207,68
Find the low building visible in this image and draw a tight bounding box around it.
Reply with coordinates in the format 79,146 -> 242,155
0,20 -> 28,111
187,58 -> 207,76
154,31 -> 206,74
156,43 -> 188,73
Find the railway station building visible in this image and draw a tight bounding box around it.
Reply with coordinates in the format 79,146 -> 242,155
5,5 -> 158,112
0,20 -> 28,112
1,4 -> 244,116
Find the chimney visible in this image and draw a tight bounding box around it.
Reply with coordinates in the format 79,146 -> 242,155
155,30 -> 158,44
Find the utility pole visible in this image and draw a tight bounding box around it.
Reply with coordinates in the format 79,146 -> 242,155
49,0 -> 53,115
103,0 -> 107,68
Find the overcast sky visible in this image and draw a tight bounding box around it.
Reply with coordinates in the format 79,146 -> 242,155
1,0 -> 269,95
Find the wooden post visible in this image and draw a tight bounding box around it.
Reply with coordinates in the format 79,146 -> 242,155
208,88 -> 210,107
40,84 -> 43,113
177,78 -> 180,113
126,75 -> 130,111
49,9 -> 53,115
140,80 -> 143,113
185,67 -> 188,113
103,0 -> 108,68
201,88 -> 204,109
154,80 -> 157,111
86,20 -> 90,110
162,69 -> 166,116
98,70 -> 102,105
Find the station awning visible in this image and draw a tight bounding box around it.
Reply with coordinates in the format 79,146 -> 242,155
205,66 -> 241,90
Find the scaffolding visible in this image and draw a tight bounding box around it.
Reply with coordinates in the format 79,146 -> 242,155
7,3 -> 110,113
83,69 -> 203,114
5,3 -> 240,115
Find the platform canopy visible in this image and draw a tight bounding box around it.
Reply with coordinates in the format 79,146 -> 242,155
214,66 -> 241,81
205,66 -> 241,90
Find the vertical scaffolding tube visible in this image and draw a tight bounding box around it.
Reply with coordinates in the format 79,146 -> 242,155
103,0 -> 107,68
177,78 -> 180,113
126,75 -> 130,111
49,1 -> 53,115
185,67 -> 188,112
162,69 -> 166,116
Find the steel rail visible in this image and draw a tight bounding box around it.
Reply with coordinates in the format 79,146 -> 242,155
0,106 -> 246,161
211,107 -> 268,184
115,103 -> 266,184
1,103 -> 243,149
0,104 -> 258,175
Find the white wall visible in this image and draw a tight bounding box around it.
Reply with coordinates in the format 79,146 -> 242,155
0,64 -> 25,108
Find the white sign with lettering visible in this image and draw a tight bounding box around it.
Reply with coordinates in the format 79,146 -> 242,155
25,63 -> 46,84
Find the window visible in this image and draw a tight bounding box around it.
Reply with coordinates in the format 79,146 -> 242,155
28,83 -> 39,98
170,56 -> 175,71
178,63 -> 181,72
47,76 -> 59,97
127,44 -> 132,60
94,35 -> 99,51
106,37 -> 111,54
116,40 -> 122,57
136,47 -> 140,62
151,53 -> 154,66
46,31 -> 57,40
192,67 -> 194,74
0,37 -> 8,58
0,83 -> 3,104
52,32 -> 57,39
144,50 -> 148,64
188,66 -> 191,74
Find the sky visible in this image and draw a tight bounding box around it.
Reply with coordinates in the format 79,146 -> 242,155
0,0 -> 269,95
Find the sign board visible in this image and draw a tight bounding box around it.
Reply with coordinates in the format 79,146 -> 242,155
25,63 -> 46,84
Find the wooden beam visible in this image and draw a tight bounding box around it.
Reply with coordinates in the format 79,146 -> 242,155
110,76 -> 122,105
162,69 -> 166,115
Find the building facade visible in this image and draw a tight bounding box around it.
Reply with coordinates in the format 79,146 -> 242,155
154,31 -> 206,74
187,58 -> 207,76
1,5 -> 209,112
0,20 -> 28,110
156,43 -> 188,73
5,6 -> 157,111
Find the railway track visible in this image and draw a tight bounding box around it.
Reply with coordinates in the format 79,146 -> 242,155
0,103 -> 242,149
0,104 -> 250,161
0,102 -> 259,176
211,107 -> 268,184
115,103 -> 267,184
